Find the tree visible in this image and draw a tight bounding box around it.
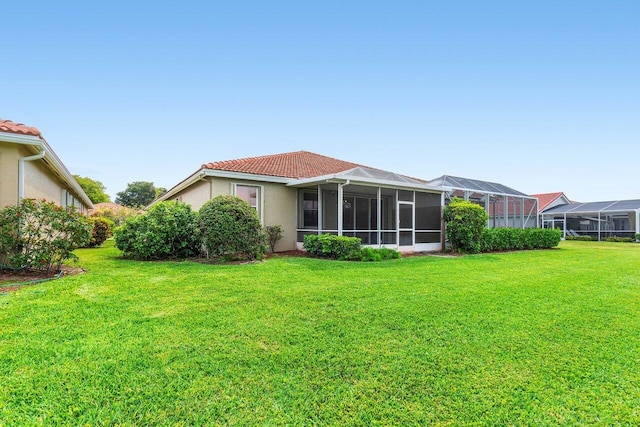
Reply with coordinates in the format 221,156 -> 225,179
115,181 -> 158,208
155,187 -> 167,198
73,175 -> 110,204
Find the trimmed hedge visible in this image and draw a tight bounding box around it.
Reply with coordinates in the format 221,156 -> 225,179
303,234 -> 361,260
565,235 -> 595,241
481,228 -> 562,252
344,247 -> 402,262
604,236 -> 635,243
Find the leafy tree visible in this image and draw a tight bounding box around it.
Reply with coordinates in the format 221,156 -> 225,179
155,187 -> 168,198
73,175 -> 110,204
115,181 -> 158,208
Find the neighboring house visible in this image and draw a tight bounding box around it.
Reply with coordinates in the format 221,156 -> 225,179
153,151 -> 444,252
0,119 -> 93,212
532,192 -> 572,213
540,199 -> 640,240
428,175 -> 538,228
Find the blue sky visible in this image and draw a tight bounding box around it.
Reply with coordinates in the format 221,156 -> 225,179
4,1 -> 639,202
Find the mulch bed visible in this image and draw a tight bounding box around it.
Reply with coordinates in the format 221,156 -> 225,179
0,266 -> 85,293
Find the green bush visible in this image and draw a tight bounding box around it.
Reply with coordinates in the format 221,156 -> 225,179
303,234 -> 361,260
443,198 -> 488,253
604,236 -> 635,243
637,234 -> 640,242
264,225 -> 284,253
0,199 -> 91,272
345,247 -> 402,262
86,216 -> 114,248
198,196 -> 266,261
114,202 -> 200,259
565,235 -> 595,241
481,228 -> 562,252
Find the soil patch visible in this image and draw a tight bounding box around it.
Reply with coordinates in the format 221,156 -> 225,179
0,266 -> 85,293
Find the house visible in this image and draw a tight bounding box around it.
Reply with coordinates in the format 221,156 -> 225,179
0,119 -> 92,212
540,199 -> 640,240
428,175 -> 539,228
153,151 -> 444,252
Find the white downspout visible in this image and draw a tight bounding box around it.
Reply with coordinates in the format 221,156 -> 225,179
18,146 -> 45,201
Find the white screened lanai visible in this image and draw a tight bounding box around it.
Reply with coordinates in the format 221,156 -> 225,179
540,200 -> 640,240
429,175 -> 539,229
290,167 -> 444,252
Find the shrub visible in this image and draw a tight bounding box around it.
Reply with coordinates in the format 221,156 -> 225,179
198,196 -> 266,261
0,199 -> 91,272
443,198 -> 488,253
86,216 -> 114,248
565,235 -> 595,241
605,236 -> 635,243
637,234 -> 640,242
481,228 -> 562,252
303,234 -> 361,259
114,202 -> 200,259
264,225 -> 284,253
345,247 -> 402,262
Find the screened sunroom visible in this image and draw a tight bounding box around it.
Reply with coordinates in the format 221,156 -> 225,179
429,175 -> 539,228
289,167 -> 444,252
540,200 -> 640,240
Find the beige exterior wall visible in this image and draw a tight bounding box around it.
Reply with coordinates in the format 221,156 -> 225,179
0,142 -> 20,208
0,142 -> 89,213
172,176 -> 298,252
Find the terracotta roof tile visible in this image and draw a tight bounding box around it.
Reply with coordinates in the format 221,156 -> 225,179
0,118 -> 42,138
531,192 -> 566,211
201,151 -> 362,179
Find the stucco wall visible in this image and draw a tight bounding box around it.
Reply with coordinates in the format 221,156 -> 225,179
173,177 -> 298,252
0,142 -> 88,212
0,142 -> 20,208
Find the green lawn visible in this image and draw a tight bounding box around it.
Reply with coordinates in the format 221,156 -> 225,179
1,241 -> 639,425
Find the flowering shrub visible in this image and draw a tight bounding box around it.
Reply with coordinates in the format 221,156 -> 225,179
0,199 -> 91,272
86,216 -> 114,248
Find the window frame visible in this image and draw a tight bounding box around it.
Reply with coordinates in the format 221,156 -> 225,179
232,183 -> 264,223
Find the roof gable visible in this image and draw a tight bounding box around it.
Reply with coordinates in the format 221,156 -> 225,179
201,151 -> 361,179
531,192 -> 568,211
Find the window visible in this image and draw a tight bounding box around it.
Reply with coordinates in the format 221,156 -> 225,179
233,184 -> 262,221
303,192 -> 318,228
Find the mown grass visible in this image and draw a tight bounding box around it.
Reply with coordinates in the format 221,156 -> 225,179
1,241 -> 639,425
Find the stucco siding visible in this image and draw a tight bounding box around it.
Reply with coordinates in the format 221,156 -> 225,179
0,142 -> 88,212
0,142 -> 20,208
173,176 -> 298,251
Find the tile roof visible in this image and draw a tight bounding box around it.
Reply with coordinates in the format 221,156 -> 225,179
0,118 -> 42,138
531,192 -> 566,211
201,150 -> 362,179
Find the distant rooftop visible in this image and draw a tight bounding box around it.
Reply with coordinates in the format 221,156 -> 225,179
542,199 -> 640,214
429,175 -> 531,197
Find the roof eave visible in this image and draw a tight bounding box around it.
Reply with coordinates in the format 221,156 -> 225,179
0,131 -> 94,209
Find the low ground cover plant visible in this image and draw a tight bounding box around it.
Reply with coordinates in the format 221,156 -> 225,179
0,199 -> 91,272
